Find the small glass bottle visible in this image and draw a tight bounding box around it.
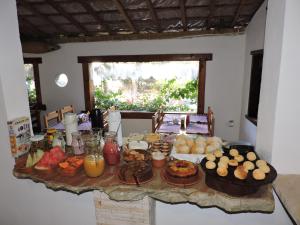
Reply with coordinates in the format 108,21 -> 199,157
103,131 -> 120,165
71,132 -> 84,155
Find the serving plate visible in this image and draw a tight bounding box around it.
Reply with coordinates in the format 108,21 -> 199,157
200,152 -> 277,196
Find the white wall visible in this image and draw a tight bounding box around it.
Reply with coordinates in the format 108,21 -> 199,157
260,0 -> 300,173
255,0 -> 286,162
0,0 -> 30,121
239,1 -> 267,145
26,35 -> 246,141
0,1 -> 294,225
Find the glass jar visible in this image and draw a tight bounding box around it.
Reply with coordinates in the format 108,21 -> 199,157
52,132 -> 66,151
103,131 -> 120,165
71,132 -> 84,155
30,135 -> 45,152
84,133 -> 105,177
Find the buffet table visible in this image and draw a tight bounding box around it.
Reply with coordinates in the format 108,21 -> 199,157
13,158 -> 275,213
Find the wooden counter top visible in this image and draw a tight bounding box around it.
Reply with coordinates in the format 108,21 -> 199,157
13,163 -> 275,214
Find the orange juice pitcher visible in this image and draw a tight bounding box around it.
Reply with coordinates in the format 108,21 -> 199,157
83,132 -> 105,177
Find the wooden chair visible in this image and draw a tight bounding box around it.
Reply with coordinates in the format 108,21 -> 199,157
152,109 -> 164,133
44,110 -> 60,129
207,106 -> 215,136
60,105 -> 75,120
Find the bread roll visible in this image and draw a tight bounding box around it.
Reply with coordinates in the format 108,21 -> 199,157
256,160 -> 267,168
234,155 -> 244,163
228,159 -> 238,167
205,145 -> 216,153
214,149 -> 223,158
220,156 -> 230,163
186,138 -> 194,148
253,168 -> 266,180
206,153 -> 216,161
191,145 -> 205,154
218,161 -> 228,169
177,145 -> 190,154
229,148 -> 239,157
217,167 -> 228,177
259,164 -> 270,173
234,166 -> 248,180
246,152 -> 257,161
243,161 -> 255,171
205,161 -> 216,169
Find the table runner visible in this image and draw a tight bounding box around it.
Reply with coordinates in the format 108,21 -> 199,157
157,123 -> 181,134
162,114 -> 182,122
51,121 -> 91,131
190,114 -> 208,123
186,123 -> 209,134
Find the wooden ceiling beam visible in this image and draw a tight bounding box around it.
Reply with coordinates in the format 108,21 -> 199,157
74,0 -> 112,34
52,28 -> 245,43
179,0 -> 187,31
231,0 -> 245,27
112,0 -> 137,33
145,0 -> 161,32
44,0 -> 88,33
19,17 -> 48,36
18,3 -> 255,16
20,1 -> 67,34
207,0 -> 215,28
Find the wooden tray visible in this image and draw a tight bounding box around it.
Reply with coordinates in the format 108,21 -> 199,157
200,154 -> 277,196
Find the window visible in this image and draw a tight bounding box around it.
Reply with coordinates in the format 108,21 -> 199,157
78,54 -> 212,118
90,61 -> 198,112
24,58 -> 42,106
246,50 -> 263,125
24,57 -> 45,132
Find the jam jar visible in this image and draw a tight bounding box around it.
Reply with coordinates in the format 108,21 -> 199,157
103,131 -> 120,165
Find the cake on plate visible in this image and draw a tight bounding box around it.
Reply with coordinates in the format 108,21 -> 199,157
119,161 -> 153,184
165,160 -> 199,184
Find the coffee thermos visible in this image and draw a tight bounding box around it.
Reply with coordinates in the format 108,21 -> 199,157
90,109 -> 104,129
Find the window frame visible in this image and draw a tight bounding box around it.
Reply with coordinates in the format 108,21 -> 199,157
78,54 -> 213,118
23,57 -> 43,107
246,49 -> 264,126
